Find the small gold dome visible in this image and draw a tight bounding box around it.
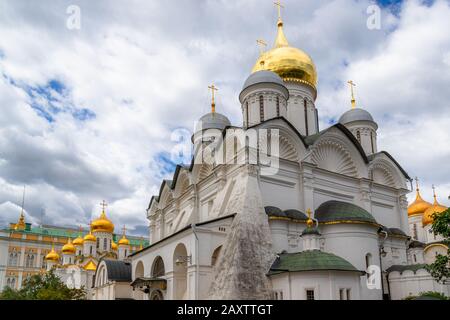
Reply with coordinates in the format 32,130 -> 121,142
84,260 -> 97,271
408,190 -> 432,216
83,231 -> 96,242
423,193 -> 447,226
73,236 -> 84,246
118,236 -> 130,246
45,246 -> 60,262
252,19 -> 317,89
62,238 -> 76,255
111,241 -> 118,251
91,210 -> 115,233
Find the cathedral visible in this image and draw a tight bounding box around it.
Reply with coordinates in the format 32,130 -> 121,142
0,203 -> 147,299
112,7 -> 449,300
2,5 -> 448,301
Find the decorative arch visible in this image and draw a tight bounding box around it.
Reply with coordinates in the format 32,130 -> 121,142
159,184 -> 174,209
368,156 -> 405,189
310,139 -> 359,177
173,243 -> 188,299
211,245 -> 222,267
134,260 -> 145,300
151,256 -> 165,278
199,164 -> 214,181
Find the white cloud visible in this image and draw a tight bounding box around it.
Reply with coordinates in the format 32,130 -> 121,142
0,0 -> 449,234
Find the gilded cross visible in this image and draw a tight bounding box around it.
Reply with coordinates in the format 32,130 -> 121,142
257,39 -> 267,55
100,200 -> 108,212
415,177 -> 419,191
347,80 -> 356,109
208,84 -> 219,113
122,225 -> 127,236
274,0 -> 284,20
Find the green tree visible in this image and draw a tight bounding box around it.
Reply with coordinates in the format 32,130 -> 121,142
0,269 -> 86,300
425,208 -> 450,284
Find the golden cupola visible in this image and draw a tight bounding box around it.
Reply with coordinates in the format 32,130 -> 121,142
422,187 -> 448,226
252,14 -> 317,89
118,226 -> 130,246
112,241 -> 118,251
83,230 -> 97,242
62,238 -> 76,255
407,178 -> 432,216
73,226 -> 84,246
91,202 -> 114,233
45,245 -> 60,262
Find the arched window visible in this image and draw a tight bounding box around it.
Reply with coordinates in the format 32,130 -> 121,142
103,238 -> 107,251
413,254 -> 417,263
8,253 -> 14,266
89,246 -> 93,255
211,246 -> 222,267
356,131 -> 361,143
413,224 -> 418,240
276,96 -> 280,117
259,96 -> 264,122
304,99 -> 309,135
96,238 -> 100,248
152,256 -> 165,278
245,102 -> 249,127
124,249 -> 128,257
370,131 -> 375,153
11,278 -> 16,288
365,253 -> 372,269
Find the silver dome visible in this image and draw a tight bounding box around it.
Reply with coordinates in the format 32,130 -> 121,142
339,108 -> 375,125
195,112 -> 231,133
242,70 -> 285,91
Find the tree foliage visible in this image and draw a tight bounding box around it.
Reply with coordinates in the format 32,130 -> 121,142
0,269 -> 86,300
425,208 -> 450,284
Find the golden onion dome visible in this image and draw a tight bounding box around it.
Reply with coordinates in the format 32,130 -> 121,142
408,190 -> 432,216
112,241 -> 118,250
45,246 -> 60,262
83,230 -> 96,242
422,191 -> 447,226
252,18 -> 317,90
62,238 -> 76,255
73,235 -> 84,246
118,235 -> 130,246
91,210 -> 115,233
84,260 -> 97,271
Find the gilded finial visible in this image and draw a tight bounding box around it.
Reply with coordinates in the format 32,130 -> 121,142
274,0 -> 284,22
256,39 -> 267,56
348,80 -> 356,109
122,225 -> 127,238
208,84 -> 218,113
273,0 -> 289,48
306,208 -> 314,228
432,184 -> 437,203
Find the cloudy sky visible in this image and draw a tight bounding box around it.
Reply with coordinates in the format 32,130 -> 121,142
0,0 -> 449,235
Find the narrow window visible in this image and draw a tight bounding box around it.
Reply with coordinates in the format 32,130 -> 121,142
103,238 -> 107,251
276,96 -> 280,117
90,246 -> 93,255
304,99 -> 309,135
339,289 -> 344,300
280,291 -> 283,300
306,289 -> 315,300
346,289 -> 351,300
413,254 -> 417,263
365,253 -> 372,279
245,102 -> 249,127
125,250 -> 128,257
413,224 -> 418,240
259,96 -> 264,122
96,238 -> 99,248
370,131 -> 375,153
356,130 -> 361,143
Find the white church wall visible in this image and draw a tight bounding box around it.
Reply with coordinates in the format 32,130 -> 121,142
321,224 -> 382,300
388,269 -> 450,300
424,244 -> 448,264
270,271 -> 362,300
382,237 -> 409,269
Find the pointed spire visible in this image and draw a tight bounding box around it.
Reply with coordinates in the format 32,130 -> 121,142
208,83 -> 219,113
348,80 -> 356,109
432,184 -> 438,204
273,1 -> 289,48
306,208 -> 314,228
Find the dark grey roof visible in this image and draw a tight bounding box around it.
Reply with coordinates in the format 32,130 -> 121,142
265,207 -> 308,221
386,264 -> 428,274
315,200 -> 378,225
301,226 -> 321,236
195,112 -> 231,133
388,228 -> 408,237
242,70 -> 285,92
284,209 -> 308,221
103,259 -> 132,282
409,240 -> 426,248
339,108 -> 375,125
